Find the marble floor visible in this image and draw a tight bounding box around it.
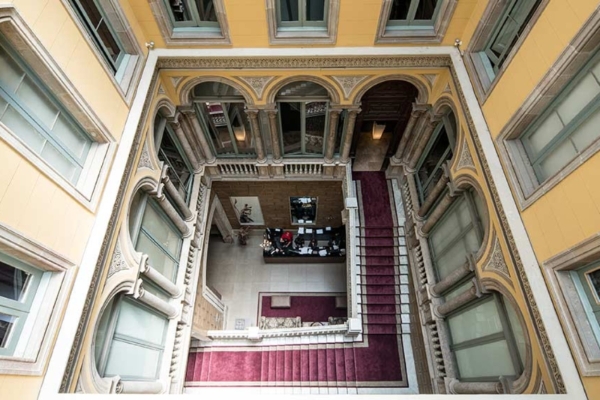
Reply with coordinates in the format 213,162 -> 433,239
205,231 -> 347,330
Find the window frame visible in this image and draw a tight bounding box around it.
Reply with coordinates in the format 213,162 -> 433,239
0,10 -> 115,211
375,0 -> 457,43
266,0 -> 340,45
164,0 -> 221,31
62,0 -> 144,102
277,99 -> 330,157
385,0 -> 443,29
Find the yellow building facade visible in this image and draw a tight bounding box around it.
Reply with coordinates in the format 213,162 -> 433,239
0,0 -> 598,399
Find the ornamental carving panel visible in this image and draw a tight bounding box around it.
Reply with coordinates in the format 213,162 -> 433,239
421,73 -> 437,88
108,241 -> 128,278
329,75 -> 371,99
137,142 -> 153,170
456,138 -> 475,171
482,236 -> 510,280
237,76 -> 277,99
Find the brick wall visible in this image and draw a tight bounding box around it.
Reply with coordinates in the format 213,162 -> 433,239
211,181 -> 344,229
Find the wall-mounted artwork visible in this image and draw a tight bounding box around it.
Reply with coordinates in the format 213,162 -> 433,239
231,196 -> 265,225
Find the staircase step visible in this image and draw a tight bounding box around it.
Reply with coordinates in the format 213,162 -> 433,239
285,348 -> 293,382
363,249 -> 396,257
335,347 -> 346,384
364,275 -> 397,285
261,347 -> 269,383
344,345 -> 357,384
363,285 -> 397,295
200,351 -> 212,381
309,348 -> 318,383
293,347 -> 301,382
366,304 -> 397,314
301,345 -> 309,382
318,348 -> 327,382
361,265 -> 396,275
367,324 -> 399,334
364,294 -> 398,304
326,347 -> 336,383
367,314 -> 398,324
276,347 -> 284,383
268,349 -> 276,382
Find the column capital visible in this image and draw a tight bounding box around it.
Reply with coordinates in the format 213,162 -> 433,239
177,105 -> 196,116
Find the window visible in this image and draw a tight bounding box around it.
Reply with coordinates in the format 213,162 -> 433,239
0,38 -> 93,185
129,192 -> 183,284
573,263 -> 600,343
193,82 -> 256,158
277,0 -> 328,30
165,0 -> 220,30
386,0 -> 442,29
447,295 -> 525,381
428,189 -> 485,282
0,254 -> 45,356
520,52 -> 600,182
276,81 -> 330,157
415,112 -> 457,204
376,0 -> 456,43
154,116 -> 194,203
266,0 -> 339,44
466,0 -> 544,96
95,296 -> 169,381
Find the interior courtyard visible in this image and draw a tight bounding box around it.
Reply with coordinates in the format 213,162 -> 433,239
1,0 -> 600,399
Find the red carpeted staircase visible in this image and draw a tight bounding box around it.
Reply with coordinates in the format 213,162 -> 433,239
185,172 -> 407,390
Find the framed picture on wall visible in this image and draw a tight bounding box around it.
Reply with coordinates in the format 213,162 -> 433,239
231,196 -> 265,226
290,197 -> 317,225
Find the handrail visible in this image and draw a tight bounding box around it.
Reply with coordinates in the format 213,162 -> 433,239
206,323 -> 348,341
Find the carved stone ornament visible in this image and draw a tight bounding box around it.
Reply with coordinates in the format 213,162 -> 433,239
108,241 -> 128,278
237,76 -> 277,99
157,84 -> 166,95
442,82 -> 452,94
170,76 -> 185,88
421,73 -> 437,88
329,75 -> 371,99
456,138 -> 475,171
137,141 -> 153,170
156,55 -> 451,70
482,236 -> 511,280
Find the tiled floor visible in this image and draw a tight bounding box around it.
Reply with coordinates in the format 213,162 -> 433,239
205,231 -> 347,330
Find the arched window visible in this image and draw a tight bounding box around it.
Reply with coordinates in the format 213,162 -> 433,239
428,187 -> 486,282
415,111 -> 457,204
446,294 -> 526,381
276,81 -> 330,156
153,114 -> 193,204
129,191 -> 183,284
193,82 -> 255,158
94,295 -> 169,381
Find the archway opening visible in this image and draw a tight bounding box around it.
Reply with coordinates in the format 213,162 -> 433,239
351,80 -> 419,171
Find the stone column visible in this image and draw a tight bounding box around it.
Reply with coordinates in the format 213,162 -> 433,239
161,167 -> 193,222
265,107 -> 282,162
169,116 -> 202,168
134,284 -> 178,319
391,104 -> 428,163
420,188 -> 457,235
324,108 -> 342,162
181,108 -> 216,164
244,108 -> 266,163
434,280 -> 480,318
140,259 -> 182,298
117,380 -> 164,394
407,115 -> 441,168
340,107 -> 361,163
448,379 -> 504,394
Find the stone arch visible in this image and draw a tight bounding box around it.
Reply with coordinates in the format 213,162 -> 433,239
351,74 -> 429,105
264,75 -> 342,105
178,76 -> 255,105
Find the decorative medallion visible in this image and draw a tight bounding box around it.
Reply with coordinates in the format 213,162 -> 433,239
456,138 -> 475,171
170,76 -> 185,88
137,141 -> 153,170
329,75 -> 371,99
108,241 -> 128,278
421,73 -> 437,88
237,76 -> 277,100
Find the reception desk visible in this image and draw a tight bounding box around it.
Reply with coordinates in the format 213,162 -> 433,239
262,227 -> 346,264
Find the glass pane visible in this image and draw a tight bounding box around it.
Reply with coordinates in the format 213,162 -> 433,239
434,237 -> 472,281
104,339 -> 162,379
444,280 -> 472,302
115,300 -> 168,345
96,20 -> 121,64
280,102 -> 302,154
304,101 -> 326,154
137,233 -> 178,281
0,313 -> 16,348
280,0 -> 299,21
0,47 -> 25,94
0,261 -> 31,302
586,268 -> 600,302
414,0 -> 439,20
278,81 -> 328,98
334,110 -> 346,154
158,130 -> 192,200
196,0 -> 218,21
306,0 -> 325,21
2,105 -> 46,153
389,0 -> 410,20
527,111 -> 563,155
0,96 -> 7,118
77,0 -> 103,29
40,143 -> 78,183
16,76 -> 58,130
430,198 -> 471,253
489,15 -> 519,60
94,297 -> 113,368
455,340 -> 517,379
570,106 -> 600,153
202,102 -> 236,156
417,125 -> 451,194
504,299 -> 526,368
140,204 -> 181,258
448,299 -> 503,345
557,73 -> 600,125
228,103 -> 255,156
52,114 -> 91,160
538,139 -> 577,180
193,82 -> 243,98
170,0 -> 192,21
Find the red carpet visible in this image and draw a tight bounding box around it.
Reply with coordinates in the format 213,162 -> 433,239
260,294 -> 347,322
185,172 -> 406,388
